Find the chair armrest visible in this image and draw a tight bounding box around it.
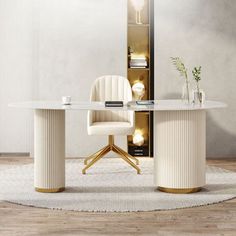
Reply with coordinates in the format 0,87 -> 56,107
87,110 -> 94,127
128,111 -> 135,127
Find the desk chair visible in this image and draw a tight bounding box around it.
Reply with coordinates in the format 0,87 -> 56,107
82,75 -> 140,174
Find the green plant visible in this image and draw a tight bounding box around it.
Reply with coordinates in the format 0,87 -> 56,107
192,66 -> 202,103
171,57 -> 190,102
171,57 -> 188,82
192,66 -> 201,88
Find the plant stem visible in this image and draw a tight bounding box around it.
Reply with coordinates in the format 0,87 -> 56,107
186,82 -> 190,103
185,72 -> 190,103
197,82 -> 200,94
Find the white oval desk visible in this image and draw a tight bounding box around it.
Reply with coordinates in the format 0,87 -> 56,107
9,100 -> 226,194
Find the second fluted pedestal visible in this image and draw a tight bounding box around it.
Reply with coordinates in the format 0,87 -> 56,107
154,110 -> 206,193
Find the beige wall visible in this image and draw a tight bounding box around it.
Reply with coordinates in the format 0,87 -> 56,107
155,0 -> 236,157
0,0 -> 34,153
34,0 -> 127,157
1,0 -> 236,158
0,0 -> 127,157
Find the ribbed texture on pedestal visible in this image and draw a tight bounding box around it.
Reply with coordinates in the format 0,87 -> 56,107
34,110 -> 65,189
154,110 -> 206,189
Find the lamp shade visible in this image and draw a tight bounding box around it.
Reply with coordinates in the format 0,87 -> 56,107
131,0 -> 145,11
133,131 -> 145,146
132,82 -> 145,100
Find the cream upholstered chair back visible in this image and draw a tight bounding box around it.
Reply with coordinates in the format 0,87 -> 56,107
89,75 -> 133,123
84,76 -> 140,174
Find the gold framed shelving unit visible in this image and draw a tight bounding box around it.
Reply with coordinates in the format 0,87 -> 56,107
127,0 -> 154,157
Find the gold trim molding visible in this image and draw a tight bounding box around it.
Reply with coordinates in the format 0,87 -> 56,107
35,187 -> 65,193
158,187 -> 201,194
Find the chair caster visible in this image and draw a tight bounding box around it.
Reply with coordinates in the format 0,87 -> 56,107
82,169 -> 86,175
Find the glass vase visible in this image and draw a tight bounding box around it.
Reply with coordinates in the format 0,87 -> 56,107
182,81 -> 191,104
192,88 -> 205,105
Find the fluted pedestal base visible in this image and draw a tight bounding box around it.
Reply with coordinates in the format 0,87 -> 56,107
154,110 -> 206,193
34,109 -> 65,193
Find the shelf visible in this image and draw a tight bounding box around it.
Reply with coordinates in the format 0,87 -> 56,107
128,68 -> 150,71
128,23 -> 150,27
127,0 -> 154,158
128,143 -> 149,147
135,111 -> 151,115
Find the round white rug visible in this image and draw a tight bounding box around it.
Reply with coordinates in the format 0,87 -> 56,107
0,158 -> 236,212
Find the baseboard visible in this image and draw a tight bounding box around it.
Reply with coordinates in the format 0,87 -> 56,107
0,153 -> 30,157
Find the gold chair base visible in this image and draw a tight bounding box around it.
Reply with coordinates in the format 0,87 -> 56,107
83,135 -> 141,174
158,186 -> 201,194
35,187 -> 65,193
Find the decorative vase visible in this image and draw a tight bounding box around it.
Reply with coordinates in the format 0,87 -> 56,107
182,81 -> 191,104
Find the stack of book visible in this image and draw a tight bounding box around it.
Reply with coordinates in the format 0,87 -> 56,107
129,57 -> 148,68
105,101 -> 124,107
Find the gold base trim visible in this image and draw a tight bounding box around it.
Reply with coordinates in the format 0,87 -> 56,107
35,187 -> 65,193
158,186 -> 201,194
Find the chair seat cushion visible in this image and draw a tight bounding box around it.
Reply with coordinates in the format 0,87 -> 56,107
88,122 -> 135,135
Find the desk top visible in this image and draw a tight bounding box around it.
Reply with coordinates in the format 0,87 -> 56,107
9,100 -> 226,111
